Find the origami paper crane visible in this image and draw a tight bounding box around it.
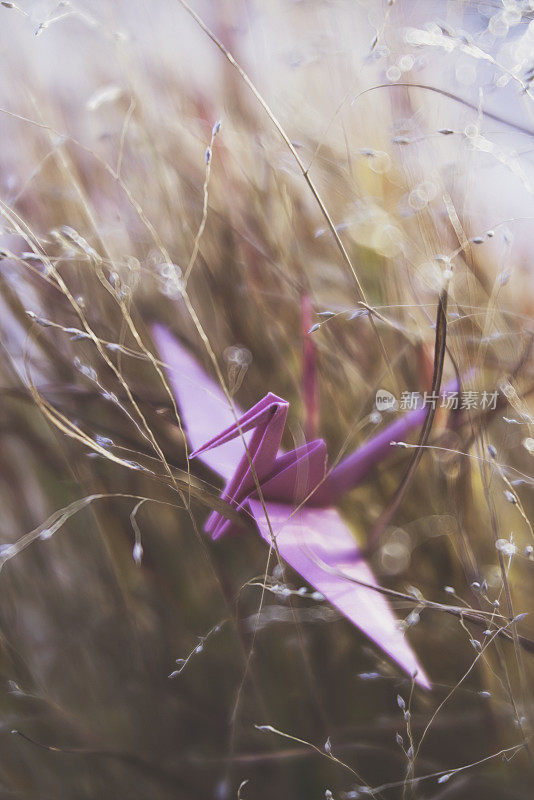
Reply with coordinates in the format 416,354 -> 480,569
152,324 -> 432,688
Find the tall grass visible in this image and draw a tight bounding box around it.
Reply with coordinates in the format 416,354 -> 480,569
1,1 -> 534,797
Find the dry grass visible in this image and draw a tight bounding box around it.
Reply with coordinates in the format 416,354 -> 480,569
1,1 -> 534,798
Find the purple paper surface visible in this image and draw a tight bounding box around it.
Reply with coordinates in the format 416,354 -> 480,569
191,393 -> 327,538
249,500 -> 429,688
152,325 -> 431,687
152,323 -> 249,479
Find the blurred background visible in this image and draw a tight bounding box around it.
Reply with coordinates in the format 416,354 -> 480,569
2,1 -> 534,797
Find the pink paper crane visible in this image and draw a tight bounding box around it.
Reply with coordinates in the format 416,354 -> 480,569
152,323 -> 432,688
